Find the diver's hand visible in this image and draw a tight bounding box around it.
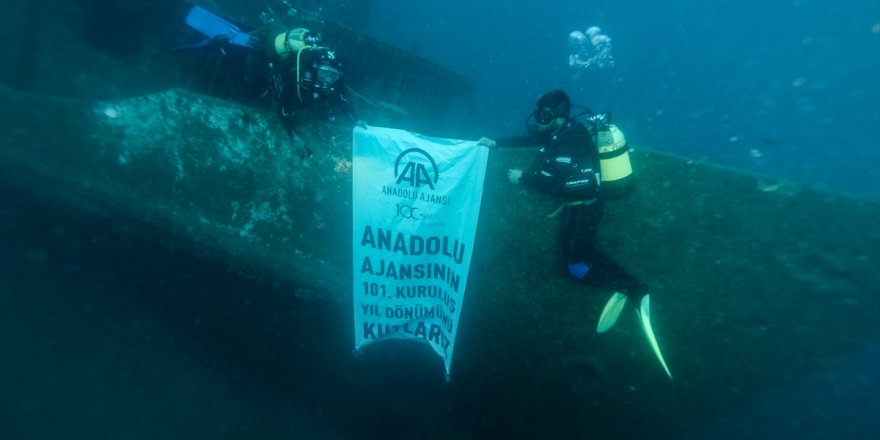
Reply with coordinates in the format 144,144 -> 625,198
477,137 -> 496,148
508,169 -> 523,184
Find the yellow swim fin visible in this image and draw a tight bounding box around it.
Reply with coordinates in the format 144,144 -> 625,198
636,294 -> 673,380
597,292 -> 628,333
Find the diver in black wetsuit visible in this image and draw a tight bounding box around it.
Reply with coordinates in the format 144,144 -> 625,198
479,89 -> 672,379
180,6 -> 355,158
263,26 -> 355,157
480,90 -> 643,299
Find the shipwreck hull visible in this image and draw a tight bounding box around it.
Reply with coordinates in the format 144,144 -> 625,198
1,86 -> 355,299
2,85 -> 879,438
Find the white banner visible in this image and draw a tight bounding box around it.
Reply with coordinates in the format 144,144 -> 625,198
352,125 -> 489,378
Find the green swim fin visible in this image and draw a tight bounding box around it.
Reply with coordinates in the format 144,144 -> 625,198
597,292 -> 628,333
636,294 -> 673,379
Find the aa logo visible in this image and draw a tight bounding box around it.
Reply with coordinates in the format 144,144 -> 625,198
394,148 -> 439,189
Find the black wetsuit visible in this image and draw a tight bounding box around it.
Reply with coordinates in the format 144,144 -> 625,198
498,120 -> 643,299
266,46 -> 354,141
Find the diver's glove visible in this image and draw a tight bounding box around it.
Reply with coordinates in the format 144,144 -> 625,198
597,289 -> 673,379
477,137 -> 497,148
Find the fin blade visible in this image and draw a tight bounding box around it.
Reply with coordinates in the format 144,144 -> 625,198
597,292 -> 628,333
638,295 -> 673,379
185,7 -> 259,48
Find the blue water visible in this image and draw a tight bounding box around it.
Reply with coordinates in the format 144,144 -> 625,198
332,0 -> 880,199
2,1 -> 879,439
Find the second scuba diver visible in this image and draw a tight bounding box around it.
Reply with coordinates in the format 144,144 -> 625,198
181,6 -> 355,158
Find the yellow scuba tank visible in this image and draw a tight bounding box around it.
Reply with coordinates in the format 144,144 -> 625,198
272,28 -> 320,102
273,28 -> 311,58
597,124 -> 635,196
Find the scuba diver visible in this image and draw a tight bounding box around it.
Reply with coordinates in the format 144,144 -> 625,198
180,6 -> 355,158
478,90 -> 671,379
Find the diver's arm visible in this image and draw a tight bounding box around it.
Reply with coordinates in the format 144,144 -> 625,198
477,135 -> 539,148
276,105 -> 312,158
520,167 -> 560,193
495,135 -> 540,148
520,150 -> 599,199
521,167 -> 598,200
518,151 -> 560,192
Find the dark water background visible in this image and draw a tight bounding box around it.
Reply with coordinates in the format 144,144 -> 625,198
2,1 -> 879,439
333,0 -> 880,199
